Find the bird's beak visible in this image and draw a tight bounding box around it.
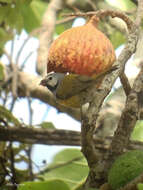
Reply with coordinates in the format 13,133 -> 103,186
39,79 -> 46,86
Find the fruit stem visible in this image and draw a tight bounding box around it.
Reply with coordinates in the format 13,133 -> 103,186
87,15 -> 99,26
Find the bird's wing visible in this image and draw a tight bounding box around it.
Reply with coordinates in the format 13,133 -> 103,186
56,73 -> 92,100
56,65 -> 117,100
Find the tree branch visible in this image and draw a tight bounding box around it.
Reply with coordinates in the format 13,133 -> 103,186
80,9 -> 139,188
90,2 -> 142,187
0,126 -> 81,146
119,72 -> 131,96
98,64 -> 143,183
0,126 -> 143,153
63,10 -> 135,30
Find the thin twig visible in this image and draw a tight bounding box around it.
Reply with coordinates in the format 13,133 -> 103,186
119,72 -> 131,96
13,17 -> 76,63
10,38 -> 15,62
3,49 -> 13,64
11,64 -> 18,98
3,49 -> 18,98
2,92 -> 8,107
56,16 -> 76,25
20,51 -> 34,70
15,37 -> 30,66
40,156 -> 83,174
26,98 -> 34,180
27,98 -> 33,126
0,156 -> 10,186
63,10 -> 135,31
8,142 -> 17,190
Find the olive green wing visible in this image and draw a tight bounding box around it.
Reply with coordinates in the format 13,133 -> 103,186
56,74 -> 92,100
56,65 -> 117,100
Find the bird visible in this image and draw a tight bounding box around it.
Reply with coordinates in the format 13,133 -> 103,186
40,66 -> 116,108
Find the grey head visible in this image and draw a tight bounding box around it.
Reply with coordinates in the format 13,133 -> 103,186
40,72 -> 66,95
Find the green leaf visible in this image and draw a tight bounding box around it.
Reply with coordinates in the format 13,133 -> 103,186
18,179 -> 70,190
39,121 -> 55,129
0,105 -> 20,126
5,4 -> 23,33
0,6 -> 9,23
55,22 -> 73,35
42,149 -> 89,189
55,24 -> 66,35
55,12 -> 73,35
131,121 -> 143,141
108,150 -> 143,190
110,31 -> 125,49
0,0 -> 12,3
31,0 -> 47,20
53,148 -> 85,162
0,185 -> 10,190
0,3 -> 24,33
14,169 -> 31,184
0,63 -> 4,81
138,183 -> 143,190
21,0 -> 48,33
21,0 -> 32,6
0,28 -> 13,47
0,0 -> 32,35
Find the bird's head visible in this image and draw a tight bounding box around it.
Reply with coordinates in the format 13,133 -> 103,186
40,72 -> 66,95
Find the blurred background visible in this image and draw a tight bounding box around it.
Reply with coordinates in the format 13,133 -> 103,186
0,0 -> 142,189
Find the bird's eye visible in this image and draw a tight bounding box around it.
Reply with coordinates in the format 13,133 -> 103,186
48,76 -> 53,80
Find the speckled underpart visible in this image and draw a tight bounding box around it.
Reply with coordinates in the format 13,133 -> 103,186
47,16 -> 116,77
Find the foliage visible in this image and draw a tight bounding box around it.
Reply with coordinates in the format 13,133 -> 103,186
0,141 -> 31,185
18,179 -> 70,190
0,62 -> 4,81
131,121 -> 143,142
17,148 -> 88,190
21,0 -> 48,33
0,105 -> 20,126
38,121 -> 55,129
0,105 -> 32,186
0,0 -> 48,49
138,183 -> 143,190
42,148 -> 88,189
108,150 -> 143,190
